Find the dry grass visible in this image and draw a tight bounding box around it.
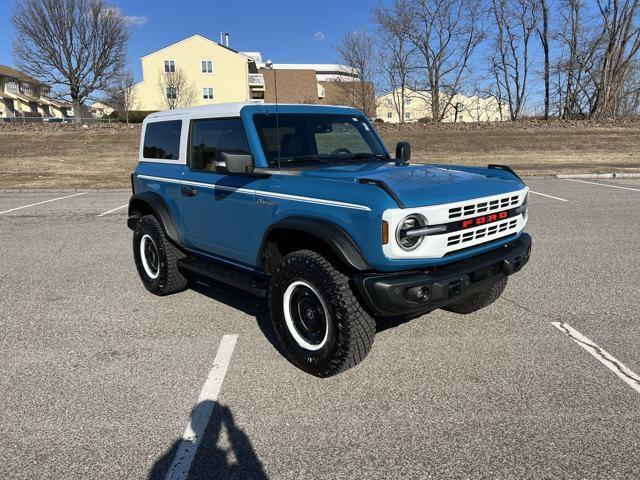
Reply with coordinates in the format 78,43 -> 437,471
1,121 -> 639,189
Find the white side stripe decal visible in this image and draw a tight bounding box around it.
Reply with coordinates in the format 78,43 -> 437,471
136,174 -> 372,211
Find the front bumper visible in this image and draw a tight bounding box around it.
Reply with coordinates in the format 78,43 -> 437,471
353,233 -> 532,317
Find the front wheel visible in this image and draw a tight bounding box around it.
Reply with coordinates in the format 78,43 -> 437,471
268,250 -> 376,377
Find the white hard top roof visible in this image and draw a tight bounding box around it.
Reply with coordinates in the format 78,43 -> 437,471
146,102 -> 356,120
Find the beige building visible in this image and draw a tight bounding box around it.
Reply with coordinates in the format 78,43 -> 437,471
377,88 -> 506,123
131,34 -> 265,111
0,65 -> 71,119
88,101 -> 115,118
130,34 -> 372,112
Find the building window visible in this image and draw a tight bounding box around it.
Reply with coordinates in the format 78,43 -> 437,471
459,114 -> 464,121
405,112 -> 411,120
164,60 -> 176,73
203,87 -> 214,100
387,112 -> 393,119
6,79 -> 18,91
201,60 -> 213,74
405,98 -> 411,105
165,87 -> 177,100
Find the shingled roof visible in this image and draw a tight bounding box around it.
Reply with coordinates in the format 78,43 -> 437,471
0,65 -> 47,87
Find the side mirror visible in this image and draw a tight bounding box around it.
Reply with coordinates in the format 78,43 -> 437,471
395,141 -> 411,166
218,151 -> 254,174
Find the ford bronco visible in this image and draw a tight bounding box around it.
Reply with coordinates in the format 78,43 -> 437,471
128,103 -> 531,377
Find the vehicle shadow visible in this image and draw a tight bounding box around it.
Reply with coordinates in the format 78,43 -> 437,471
148,400 -> 269,480
187,277 -> 288,359
189,274 -> 418,340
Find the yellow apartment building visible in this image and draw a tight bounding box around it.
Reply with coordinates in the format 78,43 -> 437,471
0,65 -> 71,119
377,88 -> 507,123
131,34 -> 264,111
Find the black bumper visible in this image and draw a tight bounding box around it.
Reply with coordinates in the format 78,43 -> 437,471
353,234 -> 532,317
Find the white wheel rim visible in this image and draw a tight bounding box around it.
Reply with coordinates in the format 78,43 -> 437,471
282,280 -> 330,351
140,234 -> 159,279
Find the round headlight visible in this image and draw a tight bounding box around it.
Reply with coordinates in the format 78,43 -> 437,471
395,214 -> 425,251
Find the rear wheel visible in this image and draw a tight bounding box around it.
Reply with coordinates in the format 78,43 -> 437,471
133,215 -> 188,295
268,250 -> 375,377
443,278 -> 508,314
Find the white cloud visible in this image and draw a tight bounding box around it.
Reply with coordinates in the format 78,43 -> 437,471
312,31 -> 326,42
125,15 -> 149,26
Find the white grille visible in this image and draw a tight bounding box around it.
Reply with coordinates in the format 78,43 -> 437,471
449,195 -> 519,219
381,187 -> 529,259
446,218 -> 519,247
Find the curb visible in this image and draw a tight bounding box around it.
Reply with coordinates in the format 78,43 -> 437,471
556,172 -> 640,179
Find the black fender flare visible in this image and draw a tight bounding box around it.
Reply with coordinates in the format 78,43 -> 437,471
127,192 -> 183,247
259,217 -> 372,272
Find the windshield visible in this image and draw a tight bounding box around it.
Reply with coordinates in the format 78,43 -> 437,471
253,113 -> 389,167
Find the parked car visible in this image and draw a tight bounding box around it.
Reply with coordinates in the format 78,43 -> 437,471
127,103 -> 532,376
43,117 -> 73,123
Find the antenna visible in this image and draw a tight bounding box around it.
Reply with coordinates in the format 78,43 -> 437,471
265,60 -> 280,170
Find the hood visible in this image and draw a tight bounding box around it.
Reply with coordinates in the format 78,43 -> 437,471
299,163 -> 525,208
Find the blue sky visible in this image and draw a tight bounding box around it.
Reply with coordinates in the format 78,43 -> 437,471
0,0 -> 377,80
0,0 -> 550,110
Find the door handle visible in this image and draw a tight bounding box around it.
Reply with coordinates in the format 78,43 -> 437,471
181,187 -> 198,197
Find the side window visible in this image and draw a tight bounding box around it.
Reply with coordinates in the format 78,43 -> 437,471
190,118 -> 251,172
143,120 -> 182,160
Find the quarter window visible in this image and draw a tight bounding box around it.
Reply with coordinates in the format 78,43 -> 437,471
203,87 -> 214,100
164,60 -> 176,73
143,120 -> 182,160
201,60 -> 213,73
190,118 -> 251,171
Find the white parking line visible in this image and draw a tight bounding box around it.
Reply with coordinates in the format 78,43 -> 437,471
564,179 -> 640,193
552,322 -> 640,395
165,334 -> 238,480
97,204 -> 128,217
0,192 -> 87,215
528,190 -> 568,202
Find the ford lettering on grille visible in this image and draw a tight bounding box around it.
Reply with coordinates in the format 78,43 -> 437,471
460,211 -> 509,229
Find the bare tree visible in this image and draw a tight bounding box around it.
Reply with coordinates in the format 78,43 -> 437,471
591,0 -> 640,118
374,0 -> 416,123
405,0 -> 486,123
104,70 -> 136,123
490,0 -> 540,120
158,69 -> 197,110
538,0 -> 551,118
334,30 -> 378,117
12,0 -> 129,122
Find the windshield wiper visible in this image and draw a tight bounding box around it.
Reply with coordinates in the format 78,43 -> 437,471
333,153 -> 387,162
277,155 -> 333,165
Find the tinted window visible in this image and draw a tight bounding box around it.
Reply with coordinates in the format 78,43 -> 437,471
143,121 -> 182,160
190,118 -> 251,171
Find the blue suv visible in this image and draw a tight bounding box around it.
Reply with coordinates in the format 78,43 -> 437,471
128,103 -> 531,376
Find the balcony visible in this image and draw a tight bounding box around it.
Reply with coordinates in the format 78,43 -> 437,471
248,74 -> 265,89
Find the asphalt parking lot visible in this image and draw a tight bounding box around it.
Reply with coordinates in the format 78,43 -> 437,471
1,177 -> 640,480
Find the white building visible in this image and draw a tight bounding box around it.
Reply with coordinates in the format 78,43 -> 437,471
377,88 -> 507,123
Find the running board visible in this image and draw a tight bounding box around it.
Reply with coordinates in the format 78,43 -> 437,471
177,257 -> 268,297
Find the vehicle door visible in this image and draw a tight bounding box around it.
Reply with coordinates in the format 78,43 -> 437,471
180,117 -> 256,265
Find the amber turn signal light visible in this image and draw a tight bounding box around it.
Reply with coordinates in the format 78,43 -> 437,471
382,220 -> 389,245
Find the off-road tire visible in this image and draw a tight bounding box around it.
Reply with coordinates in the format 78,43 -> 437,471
133,215 -> 188,296
268,250 -> 376,377
443,278 -> 508,314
